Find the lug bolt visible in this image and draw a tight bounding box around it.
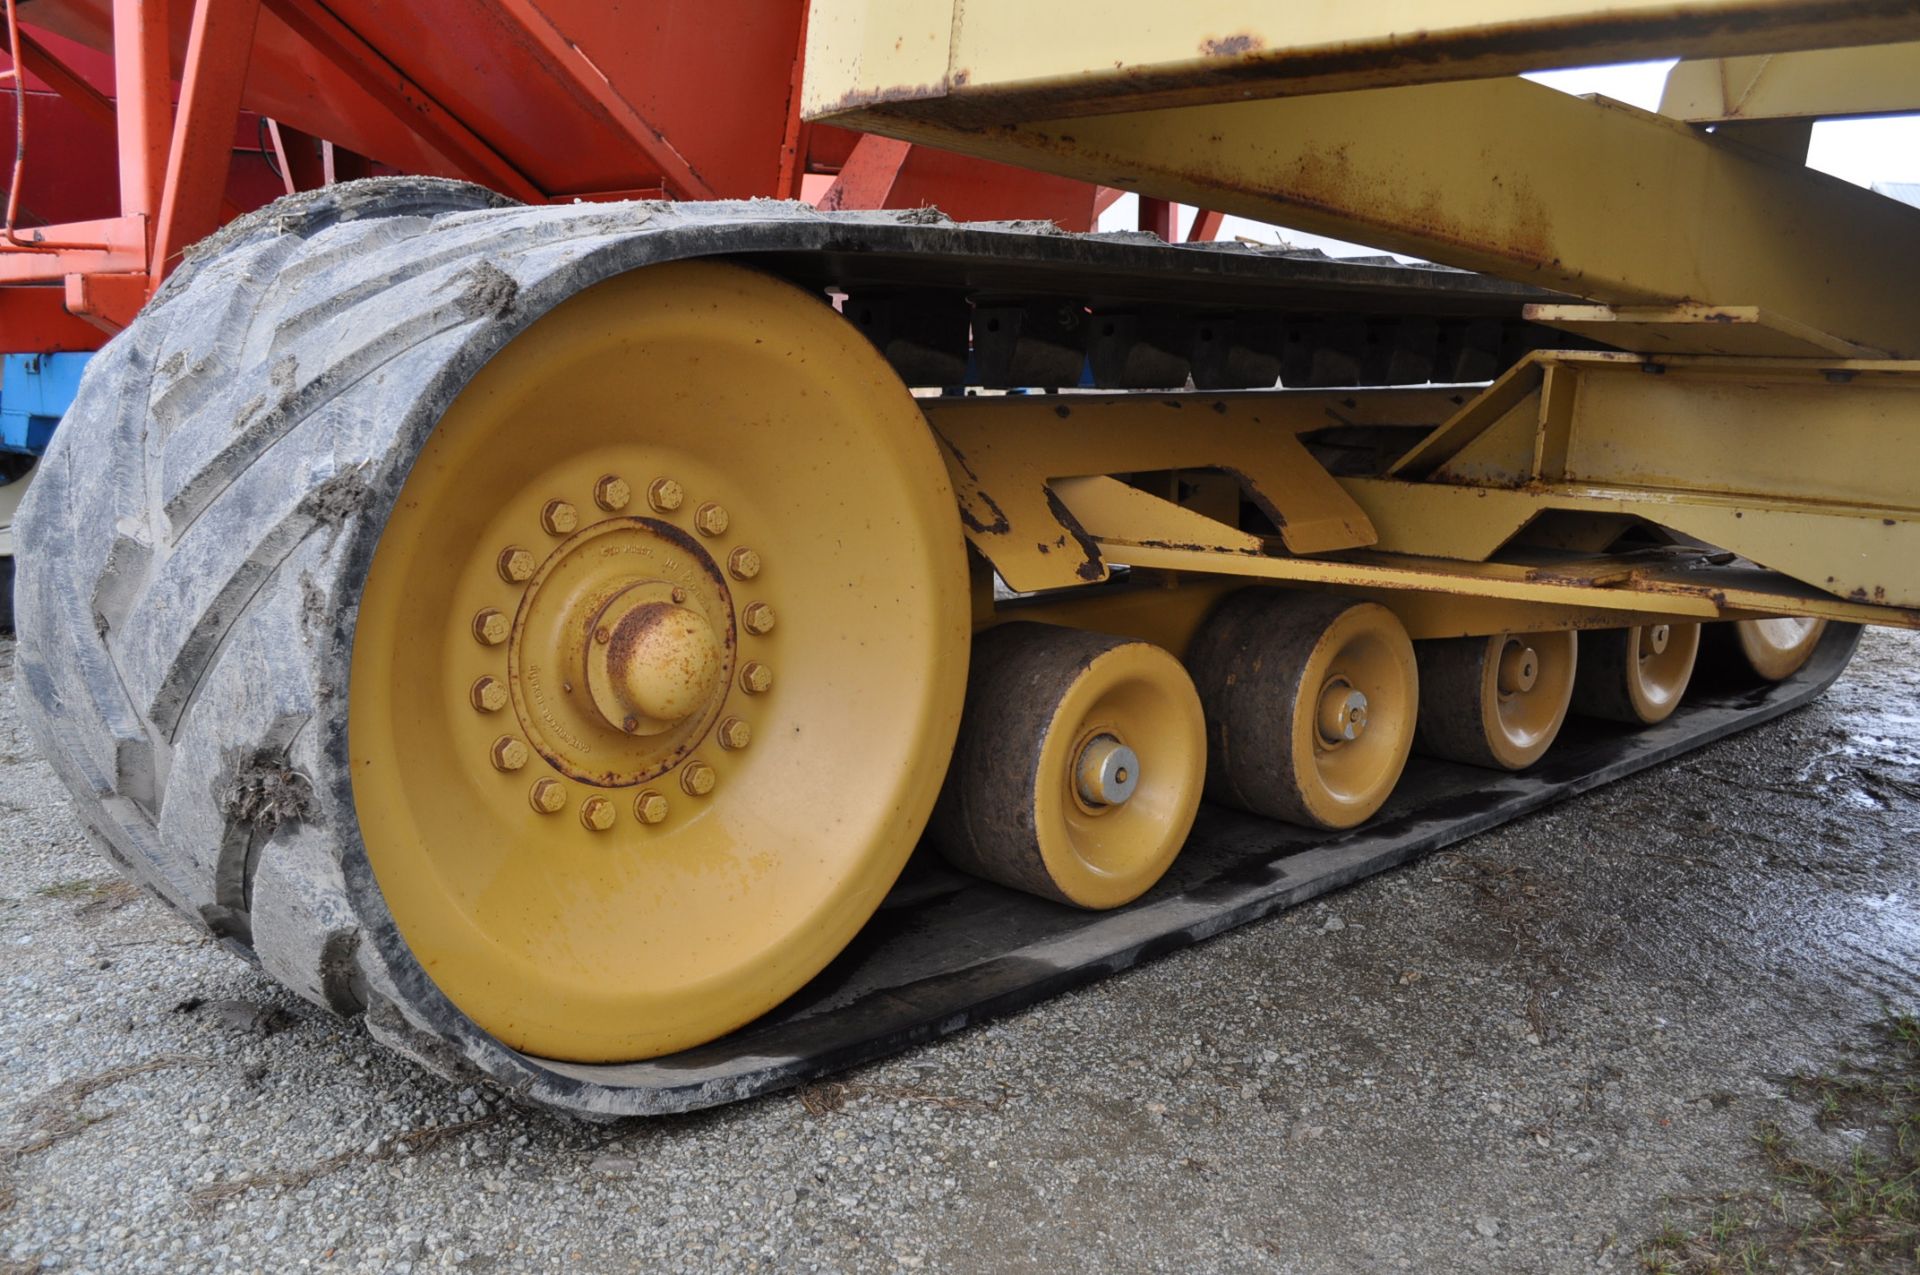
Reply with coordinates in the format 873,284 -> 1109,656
727,546 -> 762,581
594,474 -> 631,512
580,796 -> 616,831
740,661 -> 773,694
680,760 -> 716,797
742,602 -> 776,636
529,778 -> 566,814
470,676 -> 509,713
647,477 -> 684,512
671,586 -> 688,604
497,546 -> 536,584
694,502 -> 730,537
633,790 -> 670,825
472,608 -> 510,646
718,717 -> 752,750
595,626 -> 611,645
541,500 -> 579,536
490,736 -> 530,772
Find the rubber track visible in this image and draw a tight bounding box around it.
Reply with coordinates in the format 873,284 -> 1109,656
12,179 -> 1778,1117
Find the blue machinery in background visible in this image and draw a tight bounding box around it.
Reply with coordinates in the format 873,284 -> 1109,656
2,353 -> 90,461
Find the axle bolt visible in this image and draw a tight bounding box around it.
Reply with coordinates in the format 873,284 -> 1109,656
529,778 -> 566,814
541,500 -> 579,536
694,502 -> 730,537
742,602 -> 777,636
580,796 -> 616,832
470,676 -> 509,713
497,546 -> 536,584
633,790 -> 670,825
717,717 -> 752,750
1646,624 -> 1671,656
680,760 -> 717,797
490,736 -> 530,772
472,608 -> 510,646
647,477 -> 684,512
740,661 -> 773,694
727,546 -> 762,581
594,475 -> 631,513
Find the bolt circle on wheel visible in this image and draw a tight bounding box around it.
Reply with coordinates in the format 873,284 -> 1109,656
1187,592 -> 1419,830
928,623 -> 1206,911
348,261 -> 969,1062
1415,631 -> 1577,771
1571,622 -> 1701,725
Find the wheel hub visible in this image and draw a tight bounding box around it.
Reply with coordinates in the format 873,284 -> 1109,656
1075,733 -> 1141,807
585,582 -> 724,734
507,511 -> 743,791
1497,640 -> 1540,695
1646,624 -> 1671,656
1317,682 -> 1369,745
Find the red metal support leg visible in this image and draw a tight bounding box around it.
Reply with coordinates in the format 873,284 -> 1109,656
1138,196 -> 1176,241
1186,208 -> 1225,243
111,0 -> 171,233
817,134 -> 911,211
152,0 -> 262,275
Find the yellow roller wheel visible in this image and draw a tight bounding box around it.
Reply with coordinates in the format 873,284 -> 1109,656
1570,622 -> 1700,725
1723,617 -> 1828,682
1415,631 -> 1577,771
349,261 -> 969,1062
928,623 -> 1206,910
1186,592 -> 1419,830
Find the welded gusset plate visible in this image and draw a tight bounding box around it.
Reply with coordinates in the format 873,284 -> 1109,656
523,624 -> 1862,1115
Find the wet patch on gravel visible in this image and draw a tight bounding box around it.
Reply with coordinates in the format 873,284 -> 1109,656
4,630 -> 1919,1273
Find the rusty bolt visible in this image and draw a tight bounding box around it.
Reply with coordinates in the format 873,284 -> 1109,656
470,676 -> 509,713
694,502 -> 729,537
580,796 -> 616,832
647,477 -> 684,512
594,626 -> 611,645
528,778 -> 566,814
633,789 -> 670,825
541,500 -> 579,536
593,474 -> 631,513
740,661 -> 773,695
472,608 -> 511,646
670,586 -> 688,604
680,760 -> 716,797
497,546 -> 536,584
742,602 -> 776,636
490,736 -> 530,772
717,717 -> 752,751
727,546 -> 762,581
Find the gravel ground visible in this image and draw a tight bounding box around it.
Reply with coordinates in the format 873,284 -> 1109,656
4,628 -> 1918,1274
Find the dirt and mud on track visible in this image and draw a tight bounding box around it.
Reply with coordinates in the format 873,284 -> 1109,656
5,629 -> 1920,1273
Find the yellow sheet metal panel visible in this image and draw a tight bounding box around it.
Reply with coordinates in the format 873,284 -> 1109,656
804,0 -> 1920,121
1660,40 -> 1920,120
1524,303 -> 1888,357
836,78 -> 1920,356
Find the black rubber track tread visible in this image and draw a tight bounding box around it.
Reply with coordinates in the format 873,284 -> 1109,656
13,183 -> 1838,1117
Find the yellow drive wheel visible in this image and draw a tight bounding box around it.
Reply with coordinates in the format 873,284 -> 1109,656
1570,622 -> 1700,725
1186,592 -> 1419,830
928,623 -> 1206,910
1717,617 -> 1829,682
1415,631 -> 1577,771
348,261 -> 969,1062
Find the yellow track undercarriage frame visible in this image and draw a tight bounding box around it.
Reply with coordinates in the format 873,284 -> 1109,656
803,1 -> 1920,636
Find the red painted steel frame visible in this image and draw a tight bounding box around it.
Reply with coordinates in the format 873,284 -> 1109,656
1,0 -> 1208,351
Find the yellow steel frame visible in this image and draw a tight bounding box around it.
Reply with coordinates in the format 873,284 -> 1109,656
1661,40 -> 1920,121
804,1 -> 1920,122
809,3 -> 1920,636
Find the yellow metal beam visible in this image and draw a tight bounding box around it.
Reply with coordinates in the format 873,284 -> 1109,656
1660,40 -> 1920,121
805,0 -> 1920,123
820,78 -> 1920,356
